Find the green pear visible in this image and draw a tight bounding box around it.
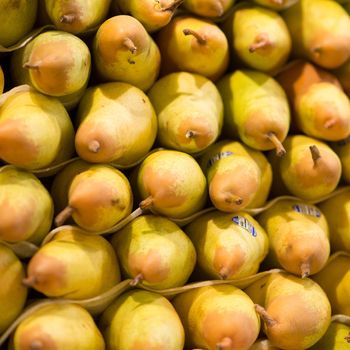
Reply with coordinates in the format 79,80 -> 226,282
173,284 -> 261,350
184,210 -> 268,280
100,290 -> 184,350
147,72 -> 223,154
245,272 -> 331,349
309,322 -> 350,349
156,16 -> 229,81
0,166 -> 53,244
111,215 -> 196,289
0,89 -> 75,170
93,15 -> 161,91
0,0 -> 37,47
11,303 -> 105,350
217,70 -> 290,156
258,199 -> 330,277
11,30 -> 91,110
332,137 -> 350,184
182,0 -> 235,18
22,227 -> 121,299
0,244 -> 27,334
75,82 -> 157,166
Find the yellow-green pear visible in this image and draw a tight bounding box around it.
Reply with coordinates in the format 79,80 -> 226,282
0,244 -> 27,334
156,16 -> 229,81
173,284 -> 261,350
11,30 -> 91,110
147,72 -> 223,154
245,272 -> 331,349
217,70 -> 290,156
11,303 -> 105,350
0,0 -> 38,47
75,82 -> 157,166
23,227 -> 121,299
135,149 -> 207,218
111,215 -> 196,289
0,65 -> 4,94
100,290 -> 184,350
0,166 -> 53,244
185,210 -> 268,280
258,199 -> 330,277
0,89 -> 75,170
93,15 -> 161,91
182,0 -> 235,18
331,137 -> 350,184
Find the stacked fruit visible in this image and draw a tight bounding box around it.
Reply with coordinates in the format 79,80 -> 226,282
0,0 -> 350,349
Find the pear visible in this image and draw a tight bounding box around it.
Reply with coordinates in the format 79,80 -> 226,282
245,272 -> 331,349
249,0 -> 297,11
0,65 -> 4,94
184,210 -> 268,280
115,0 -> 183,32
332,137 -> 350,184
11,303 -> 105,350
258,199 -> 330,277
156,16 -> 229,81
93,15 -> 161,91
22,227 -> 121,299
147,72 -> 223,154
222,3 -> 291,73
182,0 -> 235,18
172,284 -> 261,350
312,254 -> 350,315
44,0 -> 111,34
309,322 -> 350,349
11,30 -> 91,110
0,0 -> 37,47
0,166 -> 53,244
75,82 -> 157,166
217,70 -> 290,156
0,244 -> 27,334
100,290 -> 184,350
0,89 -> 75,170
111,215 -> 196,289
281,0 -> 350,69
135,149 -> 207,218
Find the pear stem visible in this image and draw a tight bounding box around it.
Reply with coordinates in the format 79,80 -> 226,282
130,273 -> 143,286
139,196 -> 154,210
345,332 -> 350,343
123,38 -> 137,54
249,33 -> 271,53
30,340 -> 44,350
224,194 -> 243,206
186,130 -> 197,139
309,145 -> 321,167
267,132 -> 286,157
183,29 -> 207,45
216,337 -> 233,350
23,62 -> 40,70
255,304 -> 277,327
22,275 -> 37,288
55,206 -> 75,227
324,118 -> 336,129
59,14 -> 76,24
301,261 -> 310,278
161,0 -> 184,12
88,140 -> 100,153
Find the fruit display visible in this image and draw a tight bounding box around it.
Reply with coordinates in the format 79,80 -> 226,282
1,1 -> 350,349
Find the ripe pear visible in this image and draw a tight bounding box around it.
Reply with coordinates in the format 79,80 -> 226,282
0,89 -> 75,170
100,290 -> 184,350
156,16 -> 229,81
11,303 -> 105,350
0,65 -> 4,94
147,72 -> 223,154
22,227 -> 121,299
0,166 -> 53,244
44,0 -> 111,34
111,215 -> 196,289
0,244 -> 27,334
312,254 -> 350,315
281,0 -> 350,69
135,149 -> 207,218
258,199 -> 330,277
173,284 -> 261,350
182,0 -> 235,18
217,70 -> 290,156
332,137 -> 350,184
222,3 -> 291,73
245,272 -> 331,349
185,210 -> 268,280
75,82 -> 157,166
93,15 -> 161,91
0,0 -> 37,47
11,30 -> 91,110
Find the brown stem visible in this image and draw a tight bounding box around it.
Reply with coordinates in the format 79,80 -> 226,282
186,130 -> 197,139
22,275 -> 37,288
267,132 -> 286,157
130,273 -> 143,286
59,14 -> 76,24
30,340 -> 43,350
224,194 -> 243,206
23,62 -> 40,70
161,0 -> 184,12
183,29 -> 207,45
123,38 -> 137,54
301,261 -> 310,278
55,206 -> 75,227
345,332 -> 350,343
324,118 -> 337,129
139,196 -> 154,210
88,140 -> 100,153
309,145 -> 321,167
255,304 -> 277,327
216,337 -> 233,350
249,33 -> 272,53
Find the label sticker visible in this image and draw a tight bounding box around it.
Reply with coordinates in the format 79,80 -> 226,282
207,151 -> 233,168
292,204 -> 321,218
232,216 -> 257,237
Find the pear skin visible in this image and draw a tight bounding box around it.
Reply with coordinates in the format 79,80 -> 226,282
250,0 -> 297,11
332,137 -> 350,184
12,303 -> 105,350
182,0 -> 235,18
111,215 -> 196,289
0,65 -> 4,94
23,227 -> 121,299
172,284 -> 261,350
93,15 -> 161,91
148,72 -> 223,154
309,322 -> 350,349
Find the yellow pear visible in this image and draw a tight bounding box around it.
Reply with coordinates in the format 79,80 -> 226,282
331,137 -> 350,184
184,210 -> 268,280
182,0 -> 235,18
147,72 -> 223,154
172,284 -> 261,350
111,215 -> 196,289
0,65 -> 4,94
11,303 -> 105,350
23,227 -> 121,299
